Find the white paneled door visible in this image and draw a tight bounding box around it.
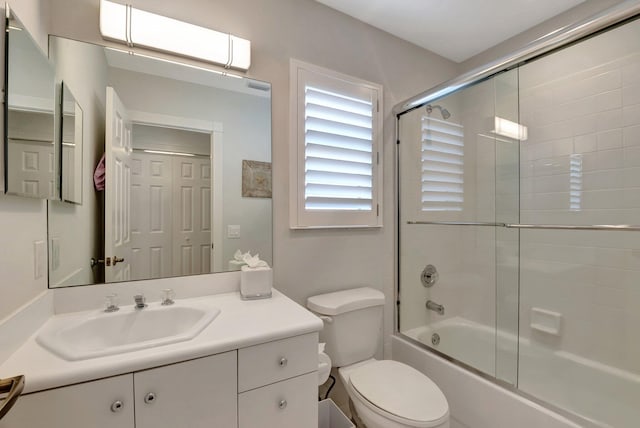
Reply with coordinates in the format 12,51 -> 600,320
130,152 -> 212,278
105,87 -> 132,282
7,140 -> 55,198
130,153 -> 173,280
173,157 -> 212,276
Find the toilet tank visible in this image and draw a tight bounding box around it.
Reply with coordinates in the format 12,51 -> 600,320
307,287 -> 385,367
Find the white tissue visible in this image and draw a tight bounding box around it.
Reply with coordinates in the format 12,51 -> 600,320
228,250 -> 249,271
241,252 -> 269,269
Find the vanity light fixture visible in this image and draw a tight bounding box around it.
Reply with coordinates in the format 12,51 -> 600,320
99,0 -> 251,71
493,116 -> 528,141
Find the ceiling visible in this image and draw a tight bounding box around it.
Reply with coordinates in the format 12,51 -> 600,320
315,0 -> 586,63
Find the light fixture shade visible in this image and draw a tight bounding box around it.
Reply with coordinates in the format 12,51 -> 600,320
99,0 -> 127,43
99,0 -> 251,71
493,116 -> 528,141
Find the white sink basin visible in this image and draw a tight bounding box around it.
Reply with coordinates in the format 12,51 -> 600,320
36,300 -> 220,361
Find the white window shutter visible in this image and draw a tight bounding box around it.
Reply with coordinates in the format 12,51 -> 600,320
290,60 -> 383,228
421,116 -> 464,212
304,86 -> 373,211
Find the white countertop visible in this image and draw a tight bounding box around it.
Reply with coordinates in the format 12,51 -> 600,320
0,290 -> 323,394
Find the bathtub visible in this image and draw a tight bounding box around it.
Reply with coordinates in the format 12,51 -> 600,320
402,317 -> 640,428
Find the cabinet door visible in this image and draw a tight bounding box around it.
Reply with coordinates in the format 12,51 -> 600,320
238,372 -> 318,428
134,351 -> 237,428
0,374 -> 134,428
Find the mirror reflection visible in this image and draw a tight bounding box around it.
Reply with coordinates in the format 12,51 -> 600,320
47,36 -> 272,287
5,12 -> 58,199
61,83 -> 83,204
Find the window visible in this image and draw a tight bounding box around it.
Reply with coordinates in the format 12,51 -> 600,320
290,60 -> 383,228
421,115 -> 464,212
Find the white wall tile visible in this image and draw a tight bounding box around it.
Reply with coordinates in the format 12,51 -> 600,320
596,129 -> 623,150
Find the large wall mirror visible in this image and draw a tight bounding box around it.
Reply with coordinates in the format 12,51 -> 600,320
45,35 -> 272,287
5,11 -> 58,199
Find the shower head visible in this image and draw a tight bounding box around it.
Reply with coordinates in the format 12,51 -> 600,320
426,104 -> 451,120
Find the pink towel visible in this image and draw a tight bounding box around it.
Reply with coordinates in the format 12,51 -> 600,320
94,154 -> 106,191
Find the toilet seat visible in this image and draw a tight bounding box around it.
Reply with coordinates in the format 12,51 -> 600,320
348,360 -> 449,428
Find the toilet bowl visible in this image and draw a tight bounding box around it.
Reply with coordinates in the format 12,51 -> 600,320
339,359 -> 449,428
307,287 -> 449,428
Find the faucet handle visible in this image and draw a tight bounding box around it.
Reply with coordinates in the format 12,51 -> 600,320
161,289 -> 175,306
104,294 -> 119,313
134,294 -> 147,309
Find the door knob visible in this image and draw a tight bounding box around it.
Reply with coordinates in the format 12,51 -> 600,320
112,256 -> 125,266
144,392 -> 156,404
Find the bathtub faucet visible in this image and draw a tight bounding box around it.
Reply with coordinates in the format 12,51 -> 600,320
426,300 -> 445,315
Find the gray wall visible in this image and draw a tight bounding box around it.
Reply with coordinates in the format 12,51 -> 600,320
0,0 -> 50,320
460,0 -> 625,72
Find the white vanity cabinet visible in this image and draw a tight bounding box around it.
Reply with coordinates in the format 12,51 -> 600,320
0,333 -> 320,428
0,351 -> 237,428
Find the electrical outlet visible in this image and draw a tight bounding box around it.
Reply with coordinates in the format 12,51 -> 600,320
34,240 -> 46,279
227,225 -> 241,239
51,238 -> 60,271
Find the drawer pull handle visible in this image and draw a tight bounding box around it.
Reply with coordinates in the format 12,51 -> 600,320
279,399 -> 287,410
144,392 -> 156,404
110,400 -> 124,413
279,357 -> 288,367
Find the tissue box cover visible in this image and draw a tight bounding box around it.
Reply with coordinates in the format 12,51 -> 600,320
240,266 -> 273,299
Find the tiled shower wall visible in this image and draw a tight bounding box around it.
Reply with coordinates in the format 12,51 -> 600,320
518,19 -> 640,375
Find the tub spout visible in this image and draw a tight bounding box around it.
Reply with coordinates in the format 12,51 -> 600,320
426,300 -> 445,315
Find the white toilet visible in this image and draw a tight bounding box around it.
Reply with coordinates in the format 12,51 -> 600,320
308,287 -> 449,428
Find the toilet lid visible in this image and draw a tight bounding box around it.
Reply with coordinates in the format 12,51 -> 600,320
349,360 -> 448,424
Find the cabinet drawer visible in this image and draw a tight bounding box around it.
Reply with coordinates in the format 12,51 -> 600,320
238,333 -> 318,392
238,372 -> 318,428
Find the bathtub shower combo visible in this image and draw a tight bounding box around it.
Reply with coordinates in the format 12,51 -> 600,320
396,3 -> 640,428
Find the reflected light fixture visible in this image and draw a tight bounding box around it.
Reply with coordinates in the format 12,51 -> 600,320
143,150 -> 196,157
99,0 -> 251,71
493,117 -> 528,141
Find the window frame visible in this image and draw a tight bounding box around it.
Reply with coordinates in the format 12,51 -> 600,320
289,59 -> 383,229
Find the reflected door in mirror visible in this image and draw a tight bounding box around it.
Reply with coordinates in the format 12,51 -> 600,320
5,12 -> 58,199
105,87 -> 132,282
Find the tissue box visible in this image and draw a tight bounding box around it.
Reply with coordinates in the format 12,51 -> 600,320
240,266 -> 272,300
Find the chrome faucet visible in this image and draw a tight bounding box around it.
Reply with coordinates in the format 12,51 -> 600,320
134,294 -> 147,309
426,300 -> 445,315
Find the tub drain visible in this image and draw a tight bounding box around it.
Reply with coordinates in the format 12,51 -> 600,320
431,333 -> 440,346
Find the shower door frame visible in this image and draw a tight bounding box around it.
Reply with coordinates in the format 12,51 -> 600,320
393,2 -> 640,427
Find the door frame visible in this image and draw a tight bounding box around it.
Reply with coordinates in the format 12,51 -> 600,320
128,110 -> 223,273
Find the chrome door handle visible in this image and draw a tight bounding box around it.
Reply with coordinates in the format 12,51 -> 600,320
0,375 -> 25,420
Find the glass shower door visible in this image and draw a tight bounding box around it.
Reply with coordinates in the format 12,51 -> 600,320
397,69 -> 520,385
516,17 -> 640,427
